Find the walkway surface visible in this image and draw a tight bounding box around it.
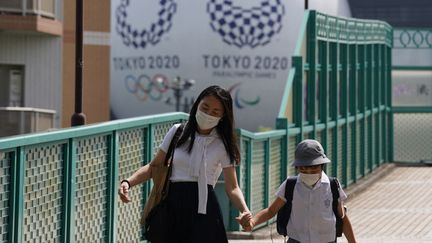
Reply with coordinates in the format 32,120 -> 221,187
229,164 -> 432,243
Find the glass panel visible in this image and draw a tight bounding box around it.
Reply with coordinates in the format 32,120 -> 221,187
392,70 -> 432,106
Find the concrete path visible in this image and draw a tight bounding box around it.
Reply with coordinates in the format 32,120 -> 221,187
229,164 -> 432,243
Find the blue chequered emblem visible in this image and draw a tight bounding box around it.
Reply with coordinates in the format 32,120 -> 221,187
207,0 -> 285,48
116,0 -> 177,49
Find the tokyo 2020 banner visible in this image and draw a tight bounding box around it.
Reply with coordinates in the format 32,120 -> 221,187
110,0 -> 350,130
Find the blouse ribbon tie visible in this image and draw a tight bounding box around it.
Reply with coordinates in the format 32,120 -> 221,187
190,135 -> 215,214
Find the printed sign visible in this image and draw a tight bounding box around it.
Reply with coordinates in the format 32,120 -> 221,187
111,0 -> 351,130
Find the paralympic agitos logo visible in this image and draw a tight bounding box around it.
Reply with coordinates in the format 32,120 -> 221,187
207,0 -> 285,48
115,0 -> 177,49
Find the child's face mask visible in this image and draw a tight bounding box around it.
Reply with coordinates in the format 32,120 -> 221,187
299,173 -> 321,187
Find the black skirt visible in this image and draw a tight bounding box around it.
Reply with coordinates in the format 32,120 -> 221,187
165,182 -> 228,243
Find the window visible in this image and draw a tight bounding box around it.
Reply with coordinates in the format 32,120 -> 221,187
0,65 -> 24,107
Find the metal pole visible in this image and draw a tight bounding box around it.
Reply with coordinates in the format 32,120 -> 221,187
71,0 -> 86,126
22,0 -> 26,16
305,0 -> 308,10
174,89 -> 181,112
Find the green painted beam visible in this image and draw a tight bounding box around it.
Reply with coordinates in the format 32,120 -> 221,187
392,66 -> 432,70
392,107 -> 432,113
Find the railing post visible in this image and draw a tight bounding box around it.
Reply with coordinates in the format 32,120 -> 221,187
10,148 -> 24,243
106,132 -> 119,243
387,44 -> 394,162
319,40 -> 329,158
229,130 -> 245,231
374,44 -> 381,167
61,143 -> 69,243
340,43 -> 348,186
65,139 -> 77,243
276,118 -> 289,182
292,56 -> 304,142
330,42 -> 339,177
349,43 -> 358,183
264,139 -> 270,226
367,44 -> 373,173
307,10 -> 317,139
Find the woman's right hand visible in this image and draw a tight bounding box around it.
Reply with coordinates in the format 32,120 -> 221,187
118,181 -> 132,203
236,211 -> 253,231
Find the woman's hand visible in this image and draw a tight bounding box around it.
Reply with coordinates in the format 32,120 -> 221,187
118,148 -> 167,204
236,211 -> 254,231
118,181 -> 131,203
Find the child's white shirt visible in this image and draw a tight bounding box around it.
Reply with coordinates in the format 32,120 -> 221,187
276,172 -> 347,243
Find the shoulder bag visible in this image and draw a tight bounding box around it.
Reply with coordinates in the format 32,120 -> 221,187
142,124 -> 184,242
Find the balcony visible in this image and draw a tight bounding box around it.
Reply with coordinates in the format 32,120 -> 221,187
0,107 -> 56,138
0,0 -> 62,36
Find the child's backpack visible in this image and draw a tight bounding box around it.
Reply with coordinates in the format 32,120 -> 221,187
276,176 -> 343,238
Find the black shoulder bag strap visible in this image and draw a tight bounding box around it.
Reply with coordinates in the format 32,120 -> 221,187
161,124 -> 184,198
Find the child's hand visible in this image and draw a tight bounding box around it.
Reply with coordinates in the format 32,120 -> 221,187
236,211 -> 253,231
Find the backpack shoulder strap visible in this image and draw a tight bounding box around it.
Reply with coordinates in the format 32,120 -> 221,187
329,177 -> 343,237
329,177 -> 340,214
276,176 -> 297,237
329,177 -> 340,201
284,176 -> 297,202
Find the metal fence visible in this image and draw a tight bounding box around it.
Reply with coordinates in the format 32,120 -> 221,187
224,11 -> 393,231
392,28 -> 432,163
278,10 -> 392,184
0,113 -> 188,243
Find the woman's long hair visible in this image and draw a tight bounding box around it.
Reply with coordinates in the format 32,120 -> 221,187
176,85 -> 240,165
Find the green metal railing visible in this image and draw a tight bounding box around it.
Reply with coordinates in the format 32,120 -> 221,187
277,9 -> 392,194
225,10 -> 394,231
0,113 -> 188,243
0,111 -> 290,241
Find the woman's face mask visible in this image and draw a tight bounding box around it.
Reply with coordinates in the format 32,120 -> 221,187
195,109 -> 221,130
299,173 -> 321,187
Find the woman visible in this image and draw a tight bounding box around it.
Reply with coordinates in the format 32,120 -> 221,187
118,85 -> 251,243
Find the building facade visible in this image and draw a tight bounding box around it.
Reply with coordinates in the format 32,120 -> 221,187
0,0 -> 111,136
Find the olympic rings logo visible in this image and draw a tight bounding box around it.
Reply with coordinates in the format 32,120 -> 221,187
125,74 -> 170,101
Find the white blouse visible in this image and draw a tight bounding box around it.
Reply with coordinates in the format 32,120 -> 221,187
159,123 -> 234,214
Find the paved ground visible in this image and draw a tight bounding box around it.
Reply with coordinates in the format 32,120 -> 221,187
229,164 -> 432,243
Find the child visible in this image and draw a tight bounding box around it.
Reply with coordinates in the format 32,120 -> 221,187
237,139 -> 356,243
